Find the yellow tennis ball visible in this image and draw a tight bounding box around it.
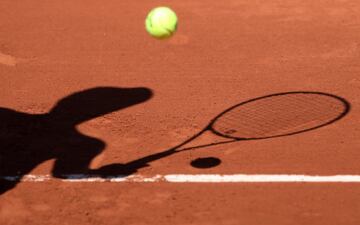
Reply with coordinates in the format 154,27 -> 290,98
145,6 -> 178,39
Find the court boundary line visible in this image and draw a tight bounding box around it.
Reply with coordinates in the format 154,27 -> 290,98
3,174 -> 360,183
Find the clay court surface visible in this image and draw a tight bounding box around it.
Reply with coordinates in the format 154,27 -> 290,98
1,0 -> 360,224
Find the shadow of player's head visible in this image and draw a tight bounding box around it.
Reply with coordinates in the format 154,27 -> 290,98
49,87 -> 153,125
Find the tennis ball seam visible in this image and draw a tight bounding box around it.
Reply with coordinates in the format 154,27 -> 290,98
148,13 -> 172,38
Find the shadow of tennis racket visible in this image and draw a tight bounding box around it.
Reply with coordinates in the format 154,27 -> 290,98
94,91 -> 350,176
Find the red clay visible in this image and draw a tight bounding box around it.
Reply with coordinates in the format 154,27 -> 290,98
1,0 -> 360,224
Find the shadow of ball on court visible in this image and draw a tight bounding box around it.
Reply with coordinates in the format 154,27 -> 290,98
190,157 -> 221,169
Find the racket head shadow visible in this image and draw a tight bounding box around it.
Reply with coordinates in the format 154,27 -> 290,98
209,92 -> 350,140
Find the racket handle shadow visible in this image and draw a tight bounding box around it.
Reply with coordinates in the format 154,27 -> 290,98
125,137 -> 238,170
125,130 -> 207,168
177,139 -> 238,151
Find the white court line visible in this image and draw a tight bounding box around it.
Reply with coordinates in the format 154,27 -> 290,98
3,174 -> 360,183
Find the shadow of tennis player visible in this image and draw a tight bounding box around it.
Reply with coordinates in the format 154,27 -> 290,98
0,90 -> 351,195
0,87 -> 152,195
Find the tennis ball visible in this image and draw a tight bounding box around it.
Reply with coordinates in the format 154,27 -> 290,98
145,6 -> 178,39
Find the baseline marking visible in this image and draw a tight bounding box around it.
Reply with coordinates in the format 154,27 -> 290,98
3,174 -> 360,183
